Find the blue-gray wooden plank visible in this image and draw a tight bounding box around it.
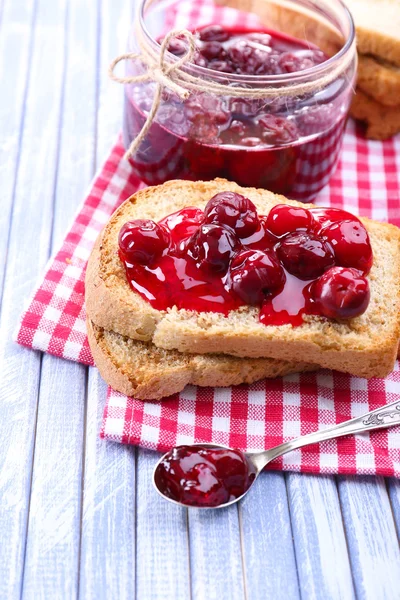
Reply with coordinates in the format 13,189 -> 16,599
387,478 -> 400,539
136,449 -> 191,600
188,505 -> 245,600
79,372 -> 137,600
20,0 -> 99,595
78,0 -> 138,598
0,0 -> 36,303
338,475 -> 400,600
0,0 -> 72,595
287,473 -> 354,599
240,472 -> 300,600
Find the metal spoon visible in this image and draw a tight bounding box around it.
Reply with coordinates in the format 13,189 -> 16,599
153,398 -> 400,509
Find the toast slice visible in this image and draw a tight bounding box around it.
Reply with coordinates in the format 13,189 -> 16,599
357,54 -> 400,108
87,319 -> 313,400
350,88 -> 400,140
85,178 -> 400,379
345,0 -> 400,67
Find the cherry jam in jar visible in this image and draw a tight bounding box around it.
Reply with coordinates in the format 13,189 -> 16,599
122,0 -> 356,201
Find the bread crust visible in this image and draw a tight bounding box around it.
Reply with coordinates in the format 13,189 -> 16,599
350,88 -> 400,140
357,54 -> 400,108
87,319 -> 313,400
85,178 -> 400,379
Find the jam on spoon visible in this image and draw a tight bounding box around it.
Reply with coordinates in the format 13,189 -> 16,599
119,192 -> 373,326
153,445 -> 256,507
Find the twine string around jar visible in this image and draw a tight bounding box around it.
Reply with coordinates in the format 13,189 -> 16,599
109,16 -> 355,160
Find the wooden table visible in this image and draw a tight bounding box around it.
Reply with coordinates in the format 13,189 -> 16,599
1,1 -> 400,598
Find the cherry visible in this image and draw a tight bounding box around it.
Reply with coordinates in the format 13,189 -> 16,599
322,220 -> 373,274
194,53 -> 208,67
258,114 -> 298,144
154,445 -> 253,508
313,267 -> 370,320
118,219 -> 170,266
277,232 -> 335,279
310,208 -> 362,232
167,37 -> 187,56
159,207 -> 204,242
246,32 -> 272,46
228,41 -> 273,75
204,191 -> 259,238
188,223 -> 240,273
242,137 -> 262,146
209,60 -> 235,73
199,25 -> 230,42
278,51 -> 314,72
189,113 -> 219,142
229,119 -> 246,136
185,95 -> 230,125
200,41 -> 226,61
230,249 -> 285,305
266,204 -> 314,237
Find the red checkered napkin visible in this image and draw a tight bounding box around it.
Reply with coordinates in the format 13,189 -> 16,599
15,128 -> 400,478
15,2 -> 400,478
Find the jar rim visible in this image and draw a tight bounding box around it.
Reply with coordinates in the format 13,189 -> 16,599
138,0 -> 356,85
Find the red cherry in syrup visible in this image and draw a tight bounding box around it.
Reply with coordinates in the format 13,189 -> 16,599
228,41 -> 272,75
200,41 -> 226,61
154,445 -> 254,508
159,207 -> 204,242
258,114 -> 298,144
230,249 -> 285,305
167,37 -> 187,56
188,223 -> 240,274
322,220 -> 373,274
209,60 -> 235,73
118,219 -> 169,266
199,25 -> 230,42
277,232 -> 335,280
204,191 -> 259,238
310,208 -> 361,233
313,267 -> 370,319
266,204 -> 314,237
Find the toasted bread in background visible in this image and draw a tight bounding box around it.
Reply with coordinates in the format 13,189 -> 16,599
350,89 -> 400,140
87,320 -> 314,399
345,0 -> 400,67
85,179 -> 400,379
357,55 -> 400,107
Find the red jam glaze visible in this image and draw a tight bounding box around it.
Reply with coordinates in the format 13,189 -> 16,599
154,445 -> 255,507
123,25 -> 347,201
119,194 -> 373,326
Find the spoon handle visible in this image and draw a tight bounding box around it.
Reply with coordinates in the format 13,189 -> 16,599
254,398 -> 400,469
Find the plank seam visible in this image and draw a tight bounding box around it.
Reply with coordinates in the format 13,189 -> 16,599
335,475 -> 359,599
284,473 -> 302,600
77,367 -> 89,600
19,0 -> 71,594
185,508 -> 193,600
237,504 -> 248,600
18,353 -> 43,600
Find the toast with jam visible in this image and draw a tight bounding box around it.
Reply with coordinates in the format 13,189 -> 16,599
85,178 -> 400,379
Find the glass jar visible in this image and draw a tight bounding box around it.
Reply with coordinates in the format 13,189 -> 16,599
121,0 -> 356,202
